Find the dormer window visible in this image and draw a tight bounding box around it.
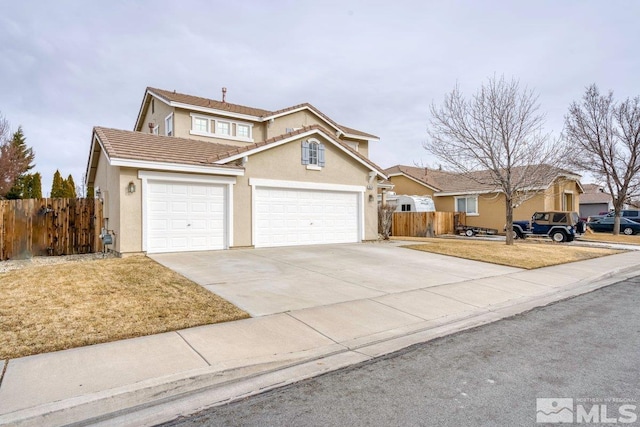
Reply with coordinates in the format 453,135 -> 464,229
190,113 -> 253,142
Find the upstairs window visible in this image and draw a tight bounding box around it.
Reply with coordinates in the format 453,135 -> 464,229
456,196 -> 478,215
237,123 -> 250,139
190,114 -> 253,141
301,140 -> 326,168
193,117 -> 208,133
217,121 -> 230,136
165,113 -> 173,136
401,204 -> 411,212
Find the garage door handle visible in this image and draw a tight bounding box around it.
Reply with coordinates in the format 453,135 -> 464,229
187,224 -> 191,227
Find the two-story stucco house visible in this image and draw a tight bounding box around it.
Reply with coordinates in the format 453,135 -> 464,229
85,87 -> 386,255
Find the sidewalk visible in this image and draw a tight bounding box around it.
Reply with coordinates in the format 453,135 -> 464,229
1,250 -> 639,427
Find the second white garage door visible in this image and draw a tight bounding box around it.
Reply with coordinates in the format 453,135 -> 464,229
146,180 -> 226,253
254,187 -> 360,247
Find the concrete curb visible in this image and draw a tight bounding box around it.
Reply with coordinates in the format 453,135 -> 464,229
3,264 -> 639,427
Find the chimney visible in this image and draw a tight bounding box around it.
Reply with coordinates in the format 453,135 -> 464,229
222,87 -> 227,103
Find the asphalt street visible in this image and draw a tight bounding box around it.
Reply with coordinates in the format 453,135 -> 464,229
161,277 -> 640,427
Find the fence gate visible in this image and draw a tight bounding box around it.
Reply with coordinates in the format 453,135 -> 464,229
0,198 -> 103,260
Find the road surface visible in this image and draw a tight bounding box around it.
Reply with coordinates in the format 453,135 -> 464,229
162,277 -> 640,426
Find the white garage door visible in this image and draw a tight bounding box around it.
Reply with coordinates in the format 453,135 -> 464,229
146,180 -> 226,253
255,187 -> 360,247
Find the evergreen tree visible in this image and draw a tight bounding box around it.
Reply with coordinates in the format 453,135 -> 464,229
5,127 -> 35,199
64,174 -> 77,198
51,170 -> 65,198
31,172 -> 42,198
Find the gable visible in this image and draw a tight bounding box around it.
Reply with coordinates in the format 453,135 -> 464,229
242,134 -> 375,186
215,126 -> 386,178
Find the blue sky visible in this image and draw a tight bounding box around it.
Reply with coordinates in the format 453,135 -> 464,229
1,0 -> 638,194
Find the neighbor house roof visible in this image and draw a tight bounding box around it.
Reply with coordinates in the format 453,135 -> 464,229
385,164 -> 583,195
136,87 -> 379,141
580,184 -> 613,204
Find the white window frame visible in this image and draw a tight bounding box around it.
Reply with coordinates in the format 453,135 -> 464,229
165,113 -> 173,136
189,113 -> 253,142
216,120 -> 231,136
193,117 -> 209,133
455,195 -> 479,216
152,125 -> 159,135
236,123 -> 250,139
309,141 -> 319,165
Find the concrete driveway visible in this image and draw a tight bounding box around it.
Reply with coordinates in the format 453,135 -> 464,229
150,242 -> 522,317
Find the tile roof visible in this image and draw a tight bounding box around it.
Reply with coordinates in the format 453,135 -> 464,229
145,87 -> 378,139
580,184 -> 612,204
94,127 -> 244,168
93,125 -> 385,175
385,164 -> 580,194
148,87 -> 273,117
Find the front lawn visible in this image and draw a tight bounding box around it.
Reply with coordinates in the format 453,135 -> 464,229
399,238 -> 622,269
0,256 -> 249,359
579,230 -> 640,244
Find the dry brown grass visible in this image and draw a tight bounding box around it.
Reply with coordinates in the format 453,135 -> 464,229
402,238 -> 622,269
579,230 -> 640,244
0,256 -> 249,359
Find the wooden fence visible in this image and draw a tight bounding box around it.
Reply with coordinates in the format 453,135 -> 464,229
392,212 -> 465,237
0,198 -> 103,260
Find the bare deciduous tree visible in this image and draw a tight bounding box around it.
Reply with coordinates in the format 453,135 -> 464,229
378,203 -> 396,239
425,75 -> 569,245
564,84 -> 640,235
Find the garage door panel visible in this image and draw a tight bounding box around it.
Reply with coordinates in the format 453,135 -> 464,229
146,180 -> 226,253
255,187 -> 359,248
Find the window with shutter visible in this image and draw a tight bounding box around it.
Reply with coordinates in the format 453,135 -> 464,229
301,141 -> 310,165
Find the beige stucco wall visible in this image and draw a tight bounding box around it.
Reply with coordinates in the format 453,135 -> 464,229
388,175 -> 436,197
232,134 -> 378,247
92,153 -> 122,252
117,168 -> 143,254
139,97 -> 174,135
266,110 -> 327,139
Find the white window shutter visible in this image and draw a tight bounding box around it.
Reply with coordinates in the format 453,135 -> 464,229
318,143 -> 326,167
301,140 -> 310,165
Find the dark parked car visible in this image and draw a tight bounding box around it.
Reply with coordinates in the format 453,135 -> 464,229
589,210 -> 640,223
587,216 -> 640,235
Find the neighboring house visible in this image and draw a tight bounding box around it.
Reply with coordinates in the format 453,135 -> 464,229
579,184 -> 614,218
384,165 -> 583,232
85,87 -> 386,255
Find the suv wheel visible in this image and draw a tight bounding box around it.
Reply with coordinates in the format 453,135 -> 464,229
623,227 -> 634,235
551,230 -> 567,242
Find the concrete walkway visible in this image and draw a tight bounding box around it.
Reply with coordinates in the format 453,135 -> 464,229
1,243 -> 639,427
